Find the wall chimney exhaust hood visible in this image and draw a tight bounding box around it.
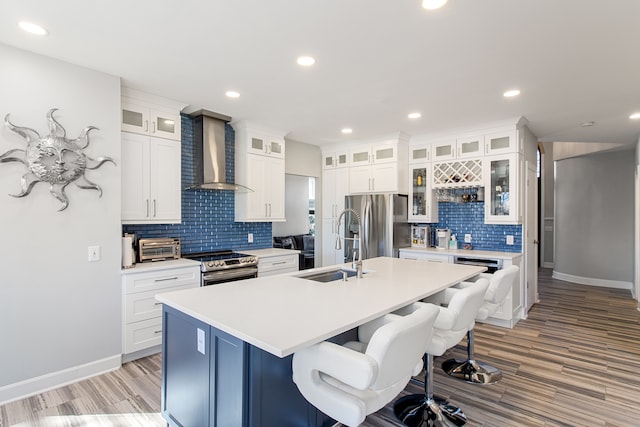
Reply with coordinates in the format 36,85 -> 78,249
187,109 -> 252,192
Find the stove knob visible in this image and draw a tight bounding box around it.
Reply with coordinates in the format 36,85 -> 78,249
239,258 -> 245,263
207,261 -> 214,267
215,261 -> 222,267
251,257 -> 257,263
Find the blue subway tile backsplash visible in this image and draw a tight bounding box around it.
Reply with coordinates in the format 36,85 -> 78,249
123,114 -> 272,254
414,199 -> 522,252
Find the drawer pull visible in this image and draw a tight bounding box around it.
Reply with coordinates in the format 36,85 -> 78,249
154,330 -> 162,334
155,276 -> 178,282
272,261 -> 287,265
154,302 -> 162,306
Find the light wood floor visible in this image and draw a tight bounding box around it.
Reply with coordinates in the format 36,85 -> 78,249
2,269 -> 640,427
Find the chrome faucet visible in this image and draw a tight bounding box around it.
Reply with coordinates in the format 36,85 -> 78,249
335,208 -> 363,278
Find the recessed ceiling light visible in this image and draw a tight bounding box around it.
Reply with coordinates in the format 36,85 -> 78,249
503,89 -> 521,98
408,112 -> 422,119
18,21 -> 48,36
422,0 -> 447,10
297,56 -> 316,67
341,128 -> 353,134
225,91 -> 240,98
629,112 -> 640,120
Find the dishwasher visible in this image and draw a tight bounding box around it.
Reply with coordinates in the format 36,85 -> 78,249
453,256 -> 503,273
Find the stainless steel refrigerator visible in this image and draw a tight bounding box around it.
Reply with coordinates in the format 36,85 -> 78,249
342,194 -> 410,262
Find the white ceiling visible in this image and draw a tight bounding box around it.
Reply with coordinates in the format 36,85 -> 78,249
2,0 -> 639,147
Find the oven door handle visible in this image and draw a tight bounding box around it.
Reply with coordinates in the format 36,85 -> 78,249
203,266 -> 259,284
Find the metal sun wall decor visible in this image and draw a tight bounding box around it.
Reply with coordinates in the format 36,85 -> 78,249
0,108 -> 115,211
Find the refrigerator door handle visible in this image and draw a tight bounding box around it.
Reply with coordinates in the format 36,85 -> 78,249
362,197 -> 371,260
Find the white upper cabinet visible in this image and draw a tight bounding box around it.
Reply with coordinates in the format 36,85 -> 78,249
120,88 -> 186,141
120,89 -> 186,224
484,130 -> 517,155
233,121 -> 286,222
348,140 -> 407,194
456,135 -> 485,158
409,144 -> 431,163
408,163 -> 438,223
484,153 -> 520,224
121,132 -> 181,224
431,136 -> 484,161
247,134 -> 285,159
323,151 -> 349,169
431,139 -> 457,161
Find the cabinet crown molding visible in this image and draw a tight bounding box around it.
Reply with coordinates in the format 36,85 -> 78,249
409,116 -> 528,145
121,87 -> 188,112
230,120 -> 287,138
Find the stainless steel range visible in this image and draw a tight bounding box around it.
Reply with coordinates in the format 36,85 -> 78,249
183,250 -> 258,286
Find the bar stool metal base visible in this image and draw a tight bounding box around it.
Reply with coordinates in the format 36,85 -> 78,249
393,394 -> 467,427
441,358 -> 502,385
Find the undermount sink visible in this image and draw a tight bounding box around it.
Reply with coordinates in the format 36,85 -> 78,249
297,268 -> 362,283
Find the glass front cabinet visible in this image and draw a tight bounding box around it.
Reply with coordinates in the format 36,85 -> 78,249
408,164 -> 438,223
484,153 -> 520,224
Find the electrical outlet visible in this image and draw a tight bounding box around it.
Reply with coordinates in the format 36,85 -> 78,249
464,234 -> 472,243
248,233 -> 254,243
197,328 -> 205,355
88,245 -> 101,261
506,235 -> 514,245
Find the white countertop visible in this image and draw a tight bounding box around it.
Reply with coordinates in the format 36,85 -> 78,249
241,247 -> 301,257
400,247 -> 522,260
121,258 -> 201,274
156,257 -> 485,358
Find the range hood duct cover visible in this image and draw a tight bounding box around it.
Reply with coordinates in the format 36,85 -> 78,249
187,109 -> 252,192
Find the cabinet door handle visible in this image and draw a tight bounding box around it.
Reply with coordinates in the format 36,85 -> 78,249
155,277 -> 178,282
144,120 -> 148,132
372,178 -> 375,191
154,330 -> 162,334
153,199 -> 157,217
146,199 -> 150,217
154,302 -> 162,306
268,203 -> 272,217
265,204 -> 268,217
152,121 -> 156,133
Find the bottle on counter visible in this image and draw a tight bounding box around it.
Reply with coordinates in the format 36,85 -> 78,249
449,234 -> 457,250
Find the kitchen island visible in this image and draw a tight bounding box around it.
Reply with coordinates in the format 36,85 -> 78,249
156,256 -> 485,427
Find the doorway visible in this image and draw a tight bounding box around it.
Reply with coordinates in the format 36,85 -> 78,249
272,174 -> 317,269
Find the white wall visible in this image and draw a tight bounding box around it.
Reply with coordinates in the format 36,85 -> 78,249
0,43 -> 121,402
283,139 -> 321,178
635,137 -> 640,303
554,149 -> 634,288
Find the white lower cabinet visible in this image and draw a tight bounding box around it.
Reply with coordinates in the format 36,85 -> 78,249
257,253 -> 299,277
398,249 -> 522,328
399,250 -> 452,263
122,264 -> 200,359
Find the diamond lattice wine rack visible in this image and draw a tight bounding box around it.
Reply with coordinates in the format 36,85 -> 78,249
432,159 -> 483,188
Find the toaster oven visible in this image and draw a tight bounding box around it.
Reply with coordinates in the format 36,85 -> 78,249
138,238 -> 181,262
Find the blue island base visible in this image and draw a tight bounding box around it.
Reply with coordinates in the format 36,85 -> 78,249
161,305 -> 346,427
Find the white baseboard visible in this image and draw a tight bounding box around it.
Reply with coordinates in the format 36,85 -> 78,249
0,354 -> 121,405
541,262 -> 554,269
552,271 -> 632,290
